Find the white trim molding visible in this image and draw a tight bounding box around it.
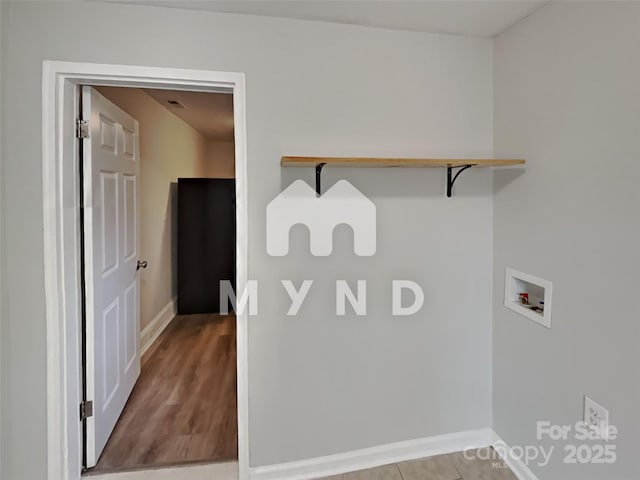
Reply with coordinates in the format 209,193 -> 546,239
492,433 -> 541,480
140,297 -> 177,355
42,61 -> 249,480
250,429 -> 495,480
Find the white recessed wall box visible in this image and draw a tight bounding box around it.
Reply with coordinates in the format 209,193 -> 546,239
504,268 -> 553,328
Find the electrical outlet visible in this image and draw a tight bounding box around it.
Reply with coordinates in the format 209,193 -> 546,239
584,396 -> 609,440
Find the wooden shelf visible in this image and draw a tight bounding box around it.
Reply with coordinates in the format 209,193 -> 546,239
280,156 -> 525,197
281,156 -> 525,168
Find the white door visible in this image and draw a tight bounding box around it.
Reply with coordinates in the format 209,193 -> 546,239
82,86 -> 141,467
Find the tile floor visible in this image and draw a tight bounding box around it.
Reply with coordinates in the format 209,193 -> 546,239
86,448 -> 517,480
316,448 -> 518,480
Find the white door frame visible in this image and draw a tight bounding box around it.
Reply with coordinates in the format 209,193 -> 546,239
42,60 -> 249,480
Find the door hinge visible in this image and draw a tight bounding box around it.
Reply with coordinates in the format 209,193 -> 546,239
76,119 -> 89,139
80,400 -> 94,421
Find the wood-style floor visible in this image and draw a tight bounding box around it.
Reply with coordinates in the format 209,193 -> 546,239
90,313 -> 237,473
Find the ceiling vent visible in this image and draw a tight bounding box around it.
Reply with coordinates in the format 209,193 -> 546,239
167,99 -> 186,109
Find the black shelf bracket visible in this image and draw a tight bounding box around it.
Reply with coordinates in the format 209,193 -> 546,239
315,162 -> 326,196
447,164 -> 474,197
314,161 -> 476,197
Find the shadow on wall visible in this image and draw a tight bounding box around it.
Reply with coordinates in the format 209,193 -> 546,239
494,168 -> 525,194
280,164 -> 497,200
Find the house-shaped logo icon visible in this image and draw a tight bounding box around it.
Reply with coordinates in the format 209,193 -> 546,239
266,179 -> 376,256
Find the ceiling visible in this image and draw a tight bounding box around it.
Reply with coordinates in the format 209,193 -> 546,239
109,0 -> 548,38
144,89 -> 234,141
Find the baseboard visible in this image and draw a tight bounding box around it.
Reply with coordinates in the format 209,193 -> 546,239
250,428 -> 495,480
140,297 -> 177,355
492,432 -> 541,480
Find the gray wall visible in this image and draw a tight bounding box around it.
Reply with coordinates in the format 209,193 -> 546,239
493,2 -> 640,479
0,2 -> 494,479
0,0 -> 5,477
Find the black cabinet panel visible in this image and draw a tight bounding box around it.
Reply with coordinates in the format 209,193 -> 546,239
178,178 -> 236,314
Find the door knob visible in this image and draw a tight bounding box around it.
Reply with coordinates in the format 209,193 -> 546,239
136,260 -> 148,270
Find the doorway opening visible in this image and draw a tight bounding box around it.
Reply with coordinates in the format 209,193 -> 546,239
78,85 -> 238,473
42,62 -> 248,480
